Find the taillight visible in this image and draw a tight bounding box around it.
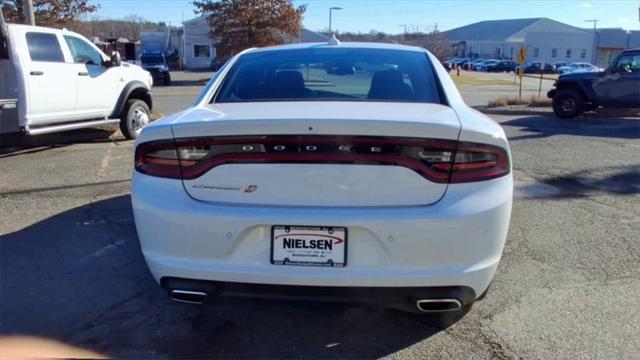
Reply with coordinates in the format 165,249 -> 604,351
135,136 -> 509,183
134,141 -> 181,179
437,142 -> 510,183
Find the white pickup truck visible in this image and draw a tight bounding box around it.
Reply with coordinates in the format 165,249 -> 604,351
0,23 -> 153,139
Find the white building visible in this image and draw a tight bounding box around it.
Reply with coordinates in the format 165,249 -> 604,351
445,18 -> 595,64
182,17 -> 216,70
182,16 -> 329,70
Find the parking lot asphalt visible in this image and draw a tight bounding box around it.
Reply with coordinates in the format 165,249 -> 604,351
1,72 -> 639,359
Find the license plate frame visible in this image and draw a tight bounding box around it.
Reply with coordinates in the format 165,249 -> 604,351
270,225 -> 347,267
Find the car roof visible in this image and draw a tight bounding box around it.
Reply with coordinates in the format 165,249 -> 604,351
245,41 -> 428,55
6,23 -> 78,36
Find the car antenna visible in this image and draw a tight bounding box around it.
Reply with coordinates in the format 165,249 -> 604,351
327,34 -> 341,46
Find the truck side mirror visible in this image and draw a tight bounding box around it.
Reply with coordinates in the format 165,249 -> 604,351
110,51 -> 121,67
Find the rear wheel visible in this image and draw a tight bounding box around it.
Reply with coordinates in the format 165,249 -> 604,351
119,99 -> 150,139
163,73 -> 172,86
552,89 -> 584,118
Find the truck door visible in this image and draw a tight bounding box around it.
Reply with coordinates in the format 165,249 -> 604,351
593,51 -> 640,107
63,35 -> 121,118
24,31 -> 78,125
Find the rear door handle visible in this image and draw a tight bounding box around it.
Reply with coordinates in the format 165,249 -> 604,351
30,71 -> 44,76
78,71 -> 89,76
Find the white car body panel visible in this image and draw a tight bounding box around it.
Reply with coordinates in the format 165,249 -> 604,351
132,42 -> 513,306
133,173 -> 512,294
185,163 -> 447,207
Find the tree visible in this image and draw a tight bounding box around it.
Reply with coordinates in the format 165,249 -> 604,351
405,29 -> 450,61
1,0 -> 99,28
193,0 -> 306,59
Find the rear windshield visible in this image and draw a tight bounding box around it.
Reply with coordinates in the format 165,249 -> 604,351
214,47 -> 442,104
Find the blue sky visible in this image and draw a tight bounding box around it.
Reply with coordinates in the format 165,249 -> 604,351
93,0 -> 639,33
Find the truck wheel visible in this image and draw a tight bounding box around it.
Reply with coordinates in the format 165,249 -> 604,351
119,99 -> 150,139
163,73 -> 172,86
552,89 -> 584,118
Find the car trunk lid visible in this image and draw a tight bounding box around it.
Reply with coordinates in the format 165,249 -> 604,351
170,102 -> 461,207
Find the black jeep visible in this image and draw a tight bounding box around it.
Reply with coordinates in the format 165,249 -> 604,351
140,53 -> 172,86
547,49 -> 639,118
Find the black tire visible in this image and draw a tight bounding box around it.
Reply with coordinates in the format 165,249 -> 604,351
552,89 -> 585,118
163,73 -> 171,86
119,99 -> 150,140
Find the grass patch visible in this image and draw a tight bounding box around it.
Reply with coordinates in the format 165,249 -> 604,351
488,95 -> 551,108
450,74 -> 514,86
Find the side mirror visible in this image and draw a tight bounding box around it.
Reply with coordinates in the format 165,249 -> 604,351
110,51 -> 121,67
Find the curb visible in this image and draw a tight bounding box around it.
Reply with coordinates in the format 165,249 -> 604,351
474,106 -> 552,116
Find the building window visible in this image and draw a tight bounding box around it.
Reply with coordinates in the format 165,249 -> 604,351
496,47 -> 502,57
533,48 -> 539,57
566,49 -> 572,58
581,49 -> 587,59
552,48 -> 558,58
193,45 -> 210,58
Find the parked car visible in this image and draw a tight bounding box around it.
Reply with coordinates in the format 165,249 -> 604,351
556,62 -> 599,74
475,59 -> 499,71
131,40 -> 513,324
547,48 -> 640,118
547,62 -> 567,73
0,23 -> 153,139
469,59 -> 487,70
443,57 -> 468,70
140,53 -> 171,85
484,60 -> 516,72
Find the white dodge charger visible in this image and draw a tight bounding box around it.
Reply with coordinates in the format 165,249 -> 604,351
132,40 -> 512,322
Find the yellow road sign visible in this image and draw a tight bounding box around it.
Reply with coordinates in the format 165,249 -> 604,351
517,46 -> 527,64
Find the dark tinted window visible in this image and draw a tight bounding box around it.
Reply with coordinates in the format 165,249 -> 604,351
141,55 -> 165,65
215,47 -> 442,104
26,32 -> 64,62
616,53 -> 640,73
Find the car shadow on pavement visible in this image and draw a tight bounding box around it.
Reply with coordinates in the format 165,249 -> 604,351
501,116 -> 640,141
0,128 -> 126,157
0,195 -> 441,359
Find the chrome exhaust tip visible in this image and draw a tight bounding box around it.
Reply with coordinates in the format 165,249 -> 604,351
416,299 -> 462,312
170,289 -> 208,304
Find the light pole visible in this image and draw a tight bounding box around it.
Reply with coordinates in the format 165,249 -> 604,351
585,19 -> 598,65
329,7 -> 342,34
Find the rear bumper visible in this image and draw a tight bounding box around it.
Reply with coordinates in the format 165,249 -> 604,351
547,89 -> 557,99
132,173 -> 512,298
161,277 -> 476,313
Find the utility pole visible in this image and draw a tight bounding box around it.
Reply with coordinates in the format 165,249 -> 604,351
0,0 -> 6,28
585,19 -> 598,65
329,7 -> 342,34
23,0 -> 35,25
398,24 -> 407,41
